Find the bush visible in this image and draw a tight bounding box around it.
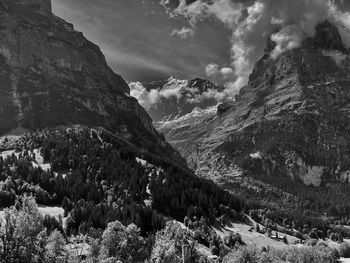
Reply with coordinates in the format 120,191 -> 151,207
339,242 -> 350,258
223,246 -> 260,263
309,230 -> 319,240
330,233 -> 337,241
305,239 -> 318,247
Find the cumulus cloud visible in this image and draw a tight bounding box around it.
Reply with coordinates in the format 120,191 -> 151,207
130,82 -> 161,109
189,88 -> 229,104
130,79 -> 187,109
205,63 -> 219,77
220,67 -> 234,78
130,77 -> 231,110
206,63 -> 234,80
163,0 -> 350,95
270,25 -> 304,59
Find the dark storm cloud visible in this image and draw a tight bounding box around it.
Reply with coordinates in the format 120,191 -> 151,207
52,0 -> 232,83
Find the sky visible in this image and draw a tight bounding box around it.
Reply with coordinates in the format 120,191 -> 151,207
52,0 -> 350,109
52,0 -> 232,84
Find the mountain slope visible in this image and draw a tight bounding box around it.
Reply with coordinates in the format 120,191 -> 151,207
0,0 -> 184,165
203,20 -> 350,185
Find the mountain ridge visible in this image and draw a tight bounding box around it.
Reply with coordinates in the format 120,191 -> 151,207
141,76 -> 224,123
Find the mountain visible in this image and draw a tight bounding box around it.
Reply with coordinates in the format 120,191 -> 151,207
203,20 -> 350,185
148,21 -> 350,215
0,0 -> 185,166
142,76 -> 224,123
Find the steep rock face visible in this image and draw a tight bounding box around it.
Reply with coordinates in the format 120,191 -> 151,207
12,0 -> 52,15
0,0 -> 185,165
155,21 -> 350,185
313,20 -> 345,51
143,76 -> 224,123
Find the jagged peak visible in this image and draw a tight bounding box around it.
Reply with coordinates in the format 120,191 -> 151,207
313,20 -> 345,51
166,75 -> 177,81
249,20 -> 347,84
188,77 -> 211,86
189,77 -> 208,82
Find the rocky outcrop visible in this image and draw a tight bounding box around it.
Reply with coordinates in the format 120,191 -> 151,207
217,101 -> 236,116
0,0 -> 185,166
313,20 -> 345,51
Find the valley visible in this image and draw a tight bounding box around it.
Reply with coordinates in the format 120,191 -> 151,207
0,0 -> 348,262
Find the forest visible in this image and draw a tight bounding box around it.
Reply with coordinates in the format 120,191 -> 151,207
0,127 -> 243,235
0,126 -> 350,262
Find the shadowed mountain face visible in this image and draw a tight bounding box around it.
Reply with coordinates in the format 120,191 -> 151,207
152,20 -> 350,187
0,0 -> 185,165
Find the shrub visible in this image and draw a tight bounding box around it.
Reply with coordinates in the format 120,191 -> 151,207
330,233 -> 337,241
223,246 -> 260,263
309,230 -> 319,240
339,242 -> 350,258
211,246 -> 219,256
305,239 -> 318,247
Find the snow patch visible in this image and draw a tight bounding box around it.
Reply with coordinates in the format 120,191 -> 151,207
250,152 -> 262,159
136,157 -> 148,166
296,158 -> 322,187
0,149 -> 51,171
1,150 -> 19,159
159,105 -> 217,126
136,157 -> 165,207
340,170 -> 350,183
32,149 -> 51,171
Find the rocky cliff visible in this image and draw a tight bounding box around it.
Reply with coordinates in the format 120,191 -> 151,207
0,0 -> 185,165
154,20 -> 350,186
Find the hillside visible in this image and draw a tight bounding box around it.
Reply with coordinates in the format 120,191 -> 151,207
0,125 -> 253,261
3,125 -> 349,262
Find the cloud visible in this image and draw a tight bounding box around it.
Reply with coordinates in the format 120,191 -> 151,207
205,63 -> 235,81
205,63 -> 219,77
220,67 -> 234,77
195,88 -> 229,102
130,82 -> 161,109
130,77 -> 232,110
205,63 -> 236,94
163,0 -> 350,96
270,25 -> 304,59
171,26 -> 195,39
129,79 -> 184,109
